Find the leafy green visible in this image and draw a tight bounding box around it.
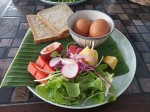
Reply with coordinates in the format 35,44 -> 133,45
36,75 -> 80,105
50,51 -> 61,58
36,64 -> 116,106
96,64 -> 114,83
63,82 -> 80,97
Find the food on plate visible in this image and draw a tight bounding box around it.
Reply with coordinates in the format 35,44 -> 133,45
34,70 -> 48,84
40,42 -> 62,61
73,18 -> 110,38
26,15 -> 59,44
89,19 -> 110,37
27,62 -> 37,77
27,62 -> 48,84
73,18 -> 91,36
68,44 -> 83,54
27,56 -> 54,83
36,56 -> 47,68
61,60 -> 79,79
103,56 -> 118,70
27,42 -> 117,106
79,46 -> 98,67
37,3 -> 73,37
49,57 -> 61,68
26,3 -> 73,44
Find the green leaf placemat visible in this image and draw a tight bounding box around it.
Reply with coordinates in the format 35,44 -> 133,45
0,29 -> 129,87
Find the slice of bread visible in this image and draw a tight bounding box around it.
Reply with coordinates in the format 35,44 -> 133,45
37,3 -> 73,37
26,15 -> 59,44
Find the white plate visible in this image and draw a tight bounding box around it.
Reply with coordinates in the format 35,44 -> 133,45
39,0 -> 88,5
28,28 -> 136,109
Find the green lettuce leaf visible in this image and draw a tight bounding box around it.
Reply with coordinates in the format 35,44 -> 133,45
63,82 -> 80,97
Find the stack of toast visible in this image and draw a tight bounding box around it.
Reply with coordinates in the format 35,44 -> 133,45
26,3 -> 73,44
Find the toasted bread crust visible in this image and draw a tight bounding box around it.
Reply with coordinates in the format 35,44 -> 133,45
26,15 -> 39,43
26,15 -> 59,44
26,4 -> 73,44
37,3 -> 73,37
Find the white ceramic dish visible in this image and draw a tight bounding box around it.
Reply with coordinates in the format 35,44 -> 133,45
68,10 -> 115,48
28,28 -> 136,109
39,0 -> 87,5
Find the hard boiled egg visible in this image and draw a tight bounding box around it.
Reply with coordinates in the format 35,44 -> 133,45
89,19 -> 110,37
73,18 -> 91,36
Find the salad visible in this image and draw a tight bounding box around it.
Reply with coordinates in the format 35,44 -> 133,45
27,42 -> 118,107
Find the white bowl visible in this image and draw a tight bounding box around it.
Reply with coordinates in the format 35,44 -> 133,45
68,10 -> 115,48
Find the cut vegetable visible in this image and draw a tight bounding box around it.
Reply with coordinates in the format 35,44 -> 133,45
49,57 -> 61,68
103,56 -> 118,70
61,58 -> 76,65
61,63 -> 79,79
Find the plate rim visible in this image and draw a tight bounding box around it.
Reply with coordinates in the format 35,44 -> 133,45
39,0 -> 88,5
28,28 -> 136,109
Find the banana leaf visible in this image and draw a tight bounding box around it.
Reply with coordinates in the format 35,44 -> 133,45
0,29 -> 129,87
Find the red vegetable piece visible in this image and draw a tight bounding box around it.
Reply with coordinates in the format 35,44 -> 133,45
27,62 -> 37,76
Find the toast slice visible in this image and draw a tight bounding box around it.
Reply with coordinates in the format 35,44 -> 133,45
37,3 -> 73,37
26,15 -> 59,44
26,15 -> 70,44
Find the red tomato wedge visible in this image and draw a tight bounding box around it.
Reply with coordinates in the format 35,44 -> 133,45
27,62 -> 37,76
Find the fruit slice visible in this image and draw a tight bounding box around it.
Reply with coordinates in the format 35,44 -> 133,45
68,45 -> 78,54
68,45 -> 83,54
103,56 -> 118,70
35,71 -> 48,84
27,62 -> 37,76
61,63 -> 79,79
76,48 -> 83,54
40,42 -> 62,61
79,46 -> 98,67
36,56 -> 46,68
49,57 -> 61,68
43,63 -> 54,72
